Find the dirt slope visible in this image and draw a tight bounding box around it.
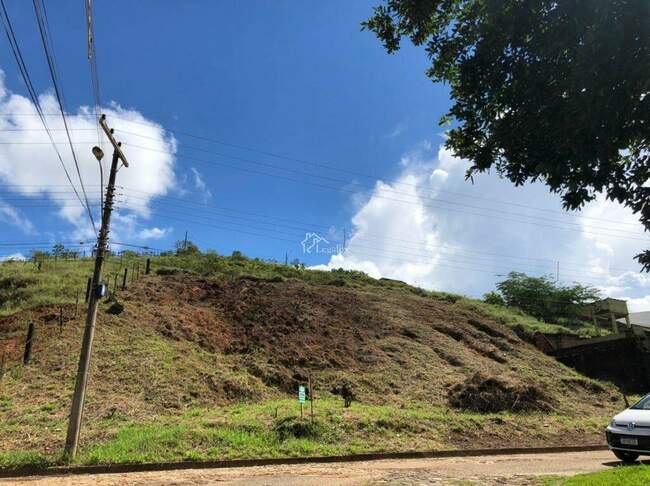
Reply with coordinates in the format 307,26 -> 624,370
122,274 -> 617,409
0,273 -> 621,455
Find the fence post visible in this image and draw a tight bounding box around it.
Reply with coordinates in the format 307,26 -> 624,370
122,267 -> 128,290
75,290 -> 79,318
85,277 -> 92,303
145,258 -> 151,275
309,373 -> 314,422
59,306 -> 64,335
0,346 -> 5,382
23,323 -> 34,365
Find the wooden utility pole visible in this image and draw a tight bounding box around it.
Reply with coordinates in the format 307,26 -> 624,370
64,115 -> 129,460
84,277 -> 92,303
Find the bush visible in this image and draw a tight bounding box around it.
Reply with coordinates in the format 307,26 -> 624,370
448,373 -> 554,413
273,416 -> 325,441
156,268 -> 180,276
483,291 -> 505,306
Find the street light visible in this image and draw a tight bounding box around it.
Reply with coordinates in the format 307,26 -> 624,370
92,146 -> 104,161
92,146 -> 105,215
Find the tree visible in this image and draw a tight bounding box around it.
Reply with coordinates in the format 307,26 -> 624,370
175,239 -> 200,256
52,243 -> 65,257
488,271 -> 600,324
483,290 -> 505,307
363,1 -> 650,266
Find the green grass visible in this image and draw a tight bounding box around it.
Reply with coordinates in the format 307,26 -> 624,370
545,465 -> 650,485
0,398 -> 612,468
0,255 -> 142,316
0,450 -> 52,469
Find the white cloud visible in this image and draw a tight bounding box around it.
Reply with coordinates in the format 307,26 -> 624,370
386,119 -> 408,139
316,141 -> 650,308
0,252 -> 26,261
138,226 -> 171,240
0,70 -> 177,241
190,167 -> 212,201
0,198 -> 35,234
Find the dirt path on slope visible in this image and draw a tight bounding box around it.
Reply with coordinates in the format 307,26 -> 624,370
0,450 -> 623,485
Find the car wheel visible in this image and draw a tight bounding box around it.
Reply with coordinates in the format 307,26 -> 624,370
614,450 -> 639,464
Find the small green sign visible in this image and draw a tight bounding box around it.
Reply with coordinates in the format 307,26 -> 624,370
298,385 -> 306,404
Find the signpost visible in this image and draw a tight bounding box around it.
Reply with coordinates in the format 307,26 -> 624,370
298,385 -> 306,419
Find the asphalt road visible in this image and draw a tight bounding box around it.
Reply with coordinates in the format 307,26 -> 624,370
0,450 -> 622,485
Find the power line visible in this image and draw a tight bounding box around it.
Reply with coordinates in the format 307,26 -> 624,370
117,186 -> 641,272
137,207 -> 630,285
1,181 -> 629,277
0,115 -> 643,230
84,0 -> 101,128
104,116 -> 643,229
0,1 -> 93,232
135,196 -> 630,279
121,140 -> 647,235
7,136 -> 641,239
0,181 -> 642,275
32,0 -> 97,233
112,141 -> 650,242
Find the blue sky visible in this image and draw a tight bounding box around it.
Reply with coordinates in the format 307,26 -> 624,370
1,1 -> 650,307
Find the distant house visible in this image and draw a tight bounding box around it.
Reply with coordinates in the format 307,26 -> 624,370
576,297 -> 630,333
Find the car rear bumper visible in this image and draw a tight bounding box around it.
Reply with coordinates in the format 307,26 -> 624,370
607,431 -> 650,454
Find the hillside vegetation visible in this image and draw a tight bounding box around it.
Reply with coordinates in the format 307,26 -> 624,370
0,253 -> 621,468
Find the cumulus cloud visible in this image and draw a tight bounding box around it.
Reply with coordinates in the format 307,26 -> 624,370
316,140 -> 650,307
138,226 -> 171,240
0,70 -> 177,241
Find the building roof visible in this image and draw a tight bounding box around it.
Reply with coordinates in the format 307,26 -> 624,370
619,311 -> 650,329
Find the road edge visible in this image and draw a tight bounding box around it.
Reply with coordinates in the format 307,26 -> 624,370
0,444 -> 609,479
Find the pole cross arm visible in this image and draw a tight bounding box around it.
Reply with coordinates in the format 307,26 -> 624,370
99,114 -> 129,167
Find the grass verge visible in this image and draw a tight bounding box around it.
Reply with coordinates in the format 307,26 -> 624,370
0,398 -> 611,468
544,465 -> 650,485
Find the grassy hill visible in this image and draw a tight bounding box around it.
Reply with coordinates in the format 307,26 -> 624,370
0,254 -> 621,468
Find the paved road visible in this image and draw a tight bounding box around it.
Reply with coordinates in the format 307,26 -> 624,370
0,450 -> 622,486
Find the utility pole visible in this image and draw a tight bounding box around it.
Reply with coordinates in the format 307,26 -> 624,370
183,230 -> 188,251
64,115 -> 129,460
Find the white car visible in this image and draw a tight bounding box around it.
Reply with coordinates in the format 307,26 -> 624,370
606,394 -> 650,463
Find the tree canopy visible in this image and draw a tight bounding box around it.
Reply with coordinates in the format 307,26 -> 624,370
175,239 -> 200,256
485,271 -> 600,324
363,0 -> 650,266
